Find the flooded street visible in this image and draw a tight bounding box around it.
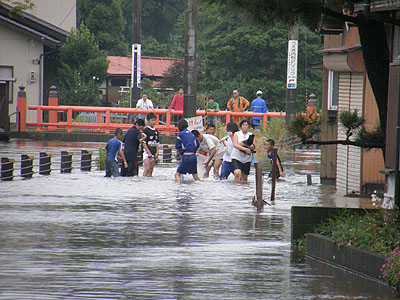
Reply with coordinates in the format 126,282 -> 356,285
0,140 -> 391,299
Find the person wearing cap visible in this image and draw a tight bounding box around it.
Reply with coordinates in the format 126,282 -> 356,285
251,90 -> 268,129
227,89 -> 250,124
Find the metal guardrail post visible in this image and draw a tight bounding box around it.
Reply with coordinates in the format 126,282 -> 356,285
1,158 -> 14,181
61,151 -> 72,173
163,145 -> 172,163
39,152 -> 51,175
81,150 -> 92,172
21,154 -> 33,178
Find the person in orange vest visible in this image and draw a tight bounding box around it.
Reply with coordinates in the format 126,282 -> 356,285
227,89 -> 250,123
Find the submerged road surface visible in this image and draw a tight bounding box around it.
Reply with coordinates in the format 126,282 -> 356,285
0,140 -> 391,299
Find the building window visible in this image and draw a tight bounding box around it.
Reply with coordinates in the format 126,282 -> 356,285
328,70 -> 338,110
111,78 -> 127,87
0,66 -> 13,103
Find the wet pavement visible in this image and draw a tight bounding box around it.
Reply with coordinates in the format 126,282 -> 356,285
0,139 -> 393,299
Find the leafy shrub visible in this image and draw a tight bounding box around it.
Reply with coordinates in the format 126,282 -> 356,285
381,247 -> 400,293
97,145 -> 106,170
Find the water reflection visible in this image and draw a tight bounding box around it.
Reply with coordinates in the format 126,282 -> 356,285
0,140 -> 391,299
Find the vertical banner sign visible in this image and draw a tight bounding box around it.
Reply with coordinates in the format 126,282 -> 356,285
286,40 -> 298,89
131,44 -> 135,89
136,44 -> 141,88
131,44 -> 142,88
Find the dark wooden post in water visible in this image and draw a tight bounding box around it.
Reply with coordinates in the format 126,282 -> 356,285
21,154 -> 33,178
254,163 -> 265,212
81,150 -> 92,171
61,151 -> 72,173
1,158 -> 14,181
39,152 -> 51,175
270,148 -> 278,201
163,145 -> 172,163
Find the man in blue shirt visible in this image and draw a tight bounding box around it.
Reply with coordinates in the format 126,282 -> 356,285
105,128 -> 128,177
251,90 -> 268,129
175,119 -> 200,181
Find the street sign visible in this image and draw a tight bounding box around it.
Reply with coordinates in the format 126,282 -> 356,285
286,40 -> 298,89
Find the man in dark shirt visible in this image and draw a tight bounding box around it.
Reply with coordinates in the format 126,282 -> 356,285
121,119 -> 146,177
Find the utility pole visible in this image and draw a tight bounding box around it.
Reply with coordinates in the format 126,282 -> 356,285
285,23 -> 299,126
131,0 -> 141,108
183,0 -> 198,118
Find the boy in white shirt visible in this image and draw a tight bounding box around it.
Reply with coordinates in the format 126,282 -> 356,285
192,130 -> 225,178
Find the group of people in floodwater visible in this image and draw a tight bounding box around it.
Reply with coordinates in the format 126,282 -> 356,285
104,112 -> 285,183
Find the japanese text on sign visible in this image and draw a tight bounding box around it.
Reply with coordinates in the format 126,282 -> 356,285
286,40 -> 298,89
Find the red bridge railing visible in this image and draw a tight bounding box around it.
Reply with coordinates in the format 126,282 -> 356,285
25,105 -> 286,135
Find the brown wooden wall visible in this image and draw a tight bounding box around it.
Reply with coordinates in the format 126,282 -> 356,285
386,63 -> 400,169
361,74 -> 385,187
320,35 -> 341,183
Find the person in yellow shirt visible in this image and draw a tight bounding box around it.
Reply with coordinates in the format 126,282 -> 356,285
227,89 -> 250,123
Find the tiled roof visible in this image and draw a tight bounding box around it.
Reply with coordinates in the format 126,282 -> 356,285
107,56 -> 183,77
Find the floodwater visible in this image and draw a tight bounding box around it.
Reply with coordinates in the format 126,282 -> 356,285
0,140 -> 393,299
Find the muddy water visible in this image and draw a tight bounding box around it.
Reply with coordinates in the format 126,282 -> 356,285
0,140 -> 391,299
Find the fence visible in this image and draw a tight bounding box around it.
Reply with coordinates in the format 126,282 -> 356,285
25,105 -> 286,135
0,146 -> 175,181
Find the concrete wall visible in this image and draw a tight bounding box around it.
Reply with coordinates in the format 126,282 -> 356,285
0,26 -> 43,123
29,0 -> 76,32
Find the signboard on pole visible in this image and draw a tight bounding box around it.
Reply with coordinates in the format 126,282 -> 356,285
136,44 -> 141,88
131,44 -> 135,89
131,44 -> 142,89
185,116 -> 203,131
286,40 -> 298,89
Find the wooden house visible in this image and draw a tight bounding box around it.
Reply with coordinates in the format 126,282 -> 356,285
319,14 -> 385,195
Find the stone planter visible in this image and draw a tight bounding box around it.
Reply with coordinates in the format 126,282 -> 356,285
306,233 -> 386,281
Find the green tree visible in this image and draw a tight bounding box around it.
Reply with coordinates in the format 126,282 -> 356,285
78,0 -> 127,55
214,0 -> 388,142
193,2 -> 322,111
2,0 -> 34,13
57,24 -> 109,106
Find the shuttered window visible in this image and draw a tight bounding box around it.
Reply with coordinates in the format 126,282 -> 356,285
336,72 -> 363,194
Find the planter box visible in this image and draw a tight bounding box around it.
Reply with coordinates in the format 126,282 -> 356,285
291,206 -> 369,241
306,233 -> 386,280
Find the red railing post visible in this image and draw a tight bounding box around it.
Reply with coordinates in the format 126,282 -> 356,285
226,112 -> 231,124
96,112 -> 102,132
263,113 -> 268,130
166,110 -> 171,136
16,86 -> 27,132
48,85 -> 58,130
36,107 -> 41,132
67,108 -> 73,133
105,109 -> 111,134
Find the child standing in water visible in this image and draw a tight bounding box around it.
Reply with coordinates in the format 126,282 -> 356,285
105,128 -> 128,177
219,122 -> 239,180
231,119 -> 255,183
175,119 -> 200,181
264,139 -> 285,178
142,113 -> 160,177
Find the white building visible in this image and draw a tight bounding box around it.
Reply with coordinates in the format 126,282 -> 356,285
0,1 -> 76,124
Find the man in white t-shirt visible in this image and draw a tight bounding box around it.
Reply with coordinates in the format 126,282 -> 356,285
192,130 -> 225,178
135,92 -> 154,121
